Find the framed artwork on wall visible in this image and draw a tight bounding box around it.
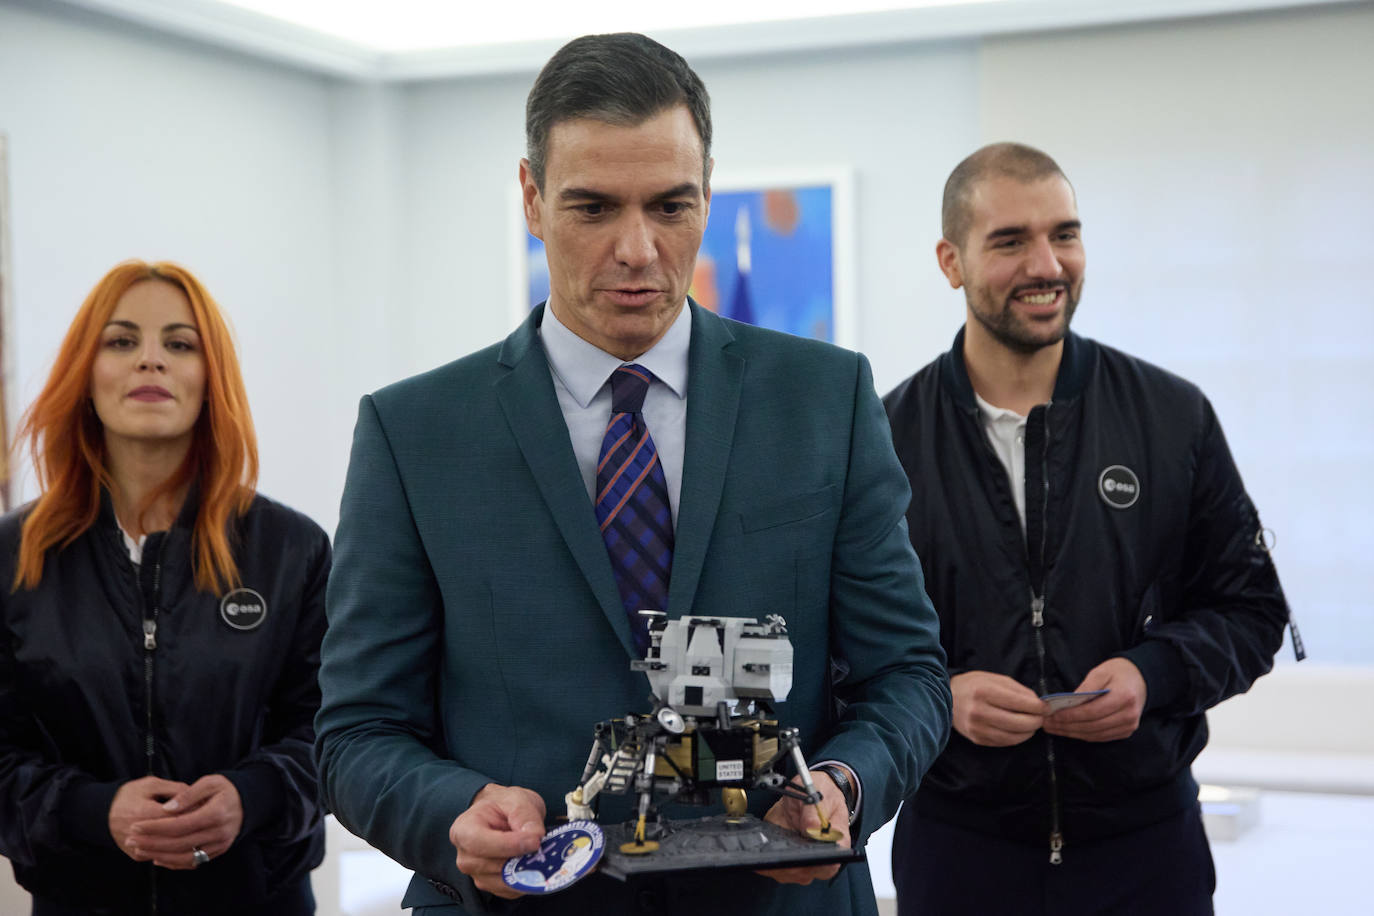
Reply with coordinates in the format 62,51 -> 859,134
511,167 -> 855,349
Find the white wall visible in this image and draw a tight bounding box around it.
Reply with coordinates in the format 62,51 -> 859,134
8,7 -> 1371,649
388,39 -> 982,382
326,80 -> 410,505
2,1 -> 1373,911
0,1 -> 381,535
699,41 -> 980,391
0,0 -> 1369,796
977,3 -> 1374,663
391,71 -> 530,376
387,3 -> 1374,665
0,0 -> 1367,680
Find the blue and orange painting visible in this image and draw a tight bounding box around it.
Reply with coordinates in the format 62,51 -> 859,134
525,184 -> 835,343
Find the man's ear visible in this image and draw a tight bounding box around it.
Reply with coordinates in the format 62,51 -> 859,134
519,159 -> 544,240
935,238 -> 964,289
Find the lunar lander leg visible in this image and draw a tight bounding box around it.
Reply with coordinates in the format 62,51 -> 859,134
621,741 -> 662,855
565,723 -> 614,821
775,727 -> 843,843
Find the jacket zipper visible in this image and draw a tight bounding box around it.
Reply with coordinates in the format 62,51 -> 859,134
968,394 -> 1064,862
143,559 -> 160,772
1030,594 -> 1063,864
1028,401 -> 1064,865
142,547 -> 163,916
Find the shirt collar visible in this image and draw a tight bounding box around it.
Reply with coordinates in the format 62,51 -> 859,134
540,302 -> 691,407
973,390 -> 1027,426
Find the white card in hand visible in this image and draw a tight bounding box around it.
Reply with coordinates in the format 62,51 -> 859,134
1040,689 -> 1109,712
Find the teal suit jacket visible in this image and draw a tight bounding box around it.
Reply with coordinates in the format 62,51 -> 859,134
316,304 -> 950,915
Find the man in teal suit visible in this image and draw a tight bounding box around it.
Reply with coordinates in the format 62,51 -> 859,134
316,33 -> 950,916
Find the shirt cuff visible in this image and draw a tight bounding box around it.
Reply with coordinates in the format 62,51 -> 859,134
811,759 -> 861,823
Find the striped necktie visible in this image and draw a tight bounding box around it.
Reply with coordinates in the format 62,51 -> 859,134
596,364 -> 673,655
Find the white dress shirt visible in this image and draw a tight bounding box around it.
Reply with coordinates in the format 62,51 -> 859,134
539,302 -> 690,525
974,391 -> 1028,535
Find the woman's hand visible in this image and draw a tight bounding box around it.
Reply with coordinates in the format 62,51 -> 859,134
109,776 -> 190,860
126,774 -> 244,870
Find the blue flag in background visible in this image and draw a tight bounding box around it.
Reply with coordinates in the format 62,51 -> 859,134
727,204 -> 755,326
728,266 -> 755,326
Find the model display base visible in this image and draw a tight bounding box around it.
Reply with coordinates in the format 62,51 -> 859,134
598,814 -> 862,881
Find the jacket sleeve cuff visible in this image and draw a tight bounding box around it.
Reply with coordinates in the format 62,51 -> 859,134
1120,639 -> 1187,713
58,780 -> 122,850
222,762 -> 287,838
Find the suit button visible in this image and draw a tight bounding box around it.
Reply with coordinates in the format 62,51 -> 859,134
637,888 -> 661,912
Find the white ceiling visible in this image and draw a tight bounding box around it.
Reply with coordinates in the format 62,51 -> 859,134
52,0 -> 1363,80
204,0 -> 1007,52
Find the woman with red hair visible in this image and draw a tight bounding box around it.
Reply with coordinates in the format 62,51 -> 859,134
0,261 -> 329,915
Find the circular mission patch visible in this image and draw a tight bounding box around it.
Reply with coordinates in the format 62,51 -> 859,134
219,587 -> 267,631
501,820 -> 605,895
1098,465 -> 1141,510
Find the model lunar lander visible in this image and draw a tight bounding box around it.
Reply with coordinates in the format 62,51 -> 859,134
563,613 -> 859,878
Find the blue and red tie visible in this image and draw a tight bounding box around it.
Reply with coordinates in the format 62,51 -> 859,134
596,364 -> 673,654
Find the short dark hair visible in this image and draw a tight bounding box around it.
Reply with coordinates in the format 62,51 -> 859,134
942,142 -> 1072,247
525,33 -> 712,192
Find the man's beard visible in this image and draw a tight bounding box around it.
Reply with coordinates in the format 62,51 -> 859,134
967,282 -> 1080,355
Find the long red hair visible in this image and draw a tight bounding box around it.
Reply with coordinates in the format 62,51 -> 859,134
12,260 -> 258,593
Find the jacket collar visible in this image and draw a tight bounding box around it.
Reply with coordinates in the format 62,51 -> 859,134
97,478 -> 202,536
494,301 -> 742,658
495,304 -> 635,655
941,326 -> 1093,411
670,301 -> 743,616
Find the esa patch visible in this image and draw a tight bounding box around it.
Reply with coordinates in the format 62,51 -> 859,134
1098,465 -> 1140,510
219,588 -> 267,631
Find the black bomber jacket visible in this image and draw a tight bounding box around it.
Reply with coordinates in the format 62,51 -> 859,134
883,329 -> 1290,852
0,489 -> 330,914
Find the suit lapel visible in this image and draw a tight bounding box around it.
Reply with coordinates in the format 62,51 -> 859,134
670,305 -> 744,614
495,306 -> 636,656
